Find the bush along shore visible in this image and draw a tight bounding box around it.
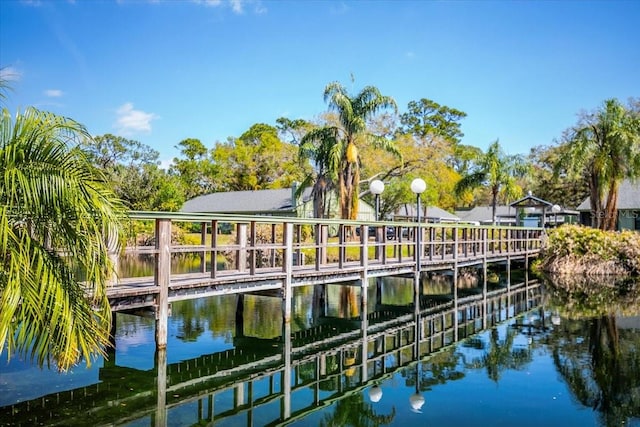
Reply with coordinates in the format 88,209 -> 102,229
537,224 -> 640,276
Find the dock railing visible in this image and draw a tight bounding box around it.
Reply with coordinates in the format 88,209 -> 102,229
120,212 -> 543,280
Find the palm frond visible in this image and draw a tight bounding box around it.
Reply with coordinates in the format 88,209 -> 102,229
0,107 -> 125,371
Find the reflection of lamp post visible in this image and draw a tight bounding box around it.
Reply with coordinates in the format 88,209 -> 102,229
409,365 -> 425,413
368,384 -> 383,403
411,178 -> 426,268
369,179 -> 385,221
552,204 -> 561,227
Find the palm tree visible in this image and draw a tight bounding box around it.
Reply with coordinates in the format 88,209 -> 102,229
0,107 -> 125,371
298,127 -> 338,218
559,98 -> 640,230
455,140 -> 528,224
301,82 -> 399,220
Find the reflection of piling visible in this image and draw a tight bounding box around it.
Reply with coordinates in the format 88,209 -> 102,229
154,348 -> 167,427
376,278 -> 383,306
235,294 -> 245,338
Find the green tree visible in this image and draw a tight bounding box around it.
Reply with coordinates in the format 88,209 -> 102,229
0,107 -> 125,370
171,138 -> 219,199
83,134 -> 184,211
558,98 -> 640,230
527,144 -> 588,209
399,98 -> 467,144
212,123 -> 311,191
302,82 -> 399,220
276,117 -> 311,144
455,140 -> 529,224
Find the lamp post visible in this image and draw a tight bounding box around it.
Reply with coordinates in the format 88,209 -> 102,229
369,179 -> 385,221
410,178 -> 426,267
410,178 -> 426,223
552,204 -> 561,227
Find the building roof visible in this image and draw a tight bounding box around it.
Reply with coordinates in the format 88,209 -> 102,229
577,179 -> 640,211
510,192 -> 554,208
394,204 -> 460,222
455,205 -> 518,224
181,187 -> 313,214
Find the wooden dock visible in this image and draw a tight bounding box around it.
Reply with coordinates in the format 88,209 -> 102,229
109,212 -> 544,348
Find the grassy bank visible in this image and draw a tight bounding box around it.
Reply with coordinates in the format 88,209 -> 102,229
537,224 -> 640,276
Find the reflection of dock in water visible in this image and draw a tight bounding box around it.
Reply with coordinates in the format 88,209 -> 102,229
4,280 -> 543,427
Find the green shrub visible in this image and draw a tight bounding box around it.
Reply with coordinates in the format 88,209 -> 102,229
541,224 -> 640,275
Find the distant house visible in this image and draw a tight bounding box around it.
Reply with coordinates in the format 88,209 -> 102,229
181,184 -> 376,221
455,205 -> 519,226
576,179 -> 640,231
394,204 -> 460,223
509,192 -> 578,228
455,193 -> 578,228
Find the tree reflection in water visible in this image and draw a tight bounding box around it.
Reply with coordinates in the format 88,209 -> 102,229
545,275 -> 640,427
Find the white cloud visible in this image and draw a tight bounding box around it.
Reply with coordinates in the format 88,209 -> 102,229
0,66 -> 22,82
114,102 -> 158,135
44,89 -> 63,97
192,0 -> 222,7
191,0 -> 266,14
230,0 -> 243,13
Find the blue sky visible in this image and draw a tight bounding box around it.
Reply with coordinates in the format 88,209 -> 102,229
1,0 -> 638,166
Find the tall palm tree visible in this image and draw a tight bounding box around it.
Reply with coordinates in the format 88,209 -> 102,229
301,82 -> 399,220
298,127 -> 338,218
455,140 -> 528,224
560,99 -> 640,230
0,107 -> 125,371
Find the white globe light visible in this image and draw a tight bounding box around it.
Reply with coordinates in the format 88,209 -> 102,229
368,385 -> 383,402
552,204 -> 561,213
410,178 -> 426,194
370,179 -> 385,195
409,392 -> 425,412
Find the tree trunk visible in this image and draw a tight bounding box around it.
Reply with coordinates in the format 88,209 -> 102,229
588,172 -> 602,229
603,180 -> 619,231
491,187 -> 498,225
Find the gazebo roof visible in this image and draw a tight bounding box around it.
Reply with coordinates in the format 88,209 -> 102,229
509,192 -> 554,209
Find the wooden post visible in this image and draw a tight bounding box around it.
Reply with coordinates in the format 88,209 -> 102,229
237,223 -> 248,272
338,225 -> 345,269
249,221 -> 256,275
200,222 -> 207,273
453,264 -> 458,342
453,227 -> 459,262
155,218 -> 171,350
211,220 -> 218,278
283,222 -> 293,323
360,226 -> 368,321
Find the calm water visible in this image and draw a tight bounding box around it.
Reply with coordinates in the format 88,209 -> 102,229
1,272 -> 639,427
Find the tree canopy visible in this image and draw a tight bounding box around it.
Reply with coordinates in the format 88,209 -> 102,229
557,98 -> 640,230
300,82 -> 400,220
455,140 -> 529,224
